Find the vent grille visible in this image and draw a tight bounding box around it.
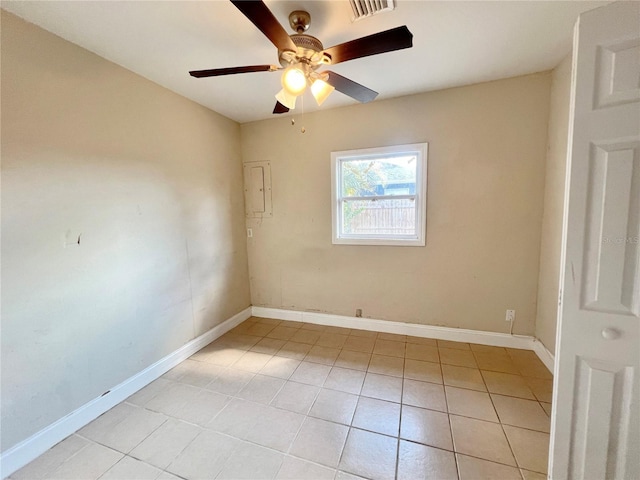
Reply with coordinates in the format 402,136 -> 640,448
349,0 -> 395,21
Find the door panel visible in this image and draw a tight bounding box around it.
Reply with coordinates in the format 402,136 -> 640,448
552,2 -> 640,479
583,141 -> 639,315
570,358 -> 635,479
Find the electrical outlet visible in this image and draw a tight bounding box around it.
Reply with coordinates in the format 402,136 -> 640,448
506,309 -> 516,322
247,228 -> 253,238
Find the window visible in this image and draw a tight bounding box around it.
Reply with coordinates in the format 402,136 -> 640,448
331,143 -> 428,246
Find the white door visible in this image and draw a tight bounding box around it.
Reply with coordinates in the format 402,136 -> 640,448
551,2 -> 640,479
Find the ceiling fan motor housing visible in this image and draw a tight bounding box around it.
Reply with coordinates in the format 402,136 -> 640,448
278,11 -> 331,69
278,34 -> 331,68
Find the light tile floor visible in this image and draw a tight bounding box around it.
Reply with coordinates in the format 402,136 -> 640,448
11,317 -> 553,480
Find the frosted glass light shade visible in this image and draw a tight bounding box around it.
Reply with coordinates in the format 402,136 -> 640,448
275,89 -> 297,109
281,65 -> 307,96
311,78 -> 335,106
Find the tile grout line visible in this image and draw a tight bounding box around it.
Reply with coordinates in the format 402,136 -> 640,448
394,346 -> 407,480
440,346 -> 461,480
330,341 -> 371,478
473,347 -> 527,479
281,372 -> 324,466
40,439 -> 94,480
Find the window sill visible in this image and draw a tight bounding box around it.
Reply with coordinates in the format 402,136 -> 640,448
332,237 -> 426,247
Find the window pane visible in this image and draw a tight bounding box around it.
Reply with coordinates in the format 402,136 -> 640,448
342,198 -> 416,236
341,155 -> 417,197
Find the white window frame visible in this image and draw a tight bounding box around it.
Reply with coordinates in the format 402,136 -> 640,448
331,142 -> 428,246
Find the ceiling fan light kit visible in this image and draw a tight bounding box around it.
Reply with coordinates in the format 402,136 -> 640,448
277,64 -> 335,108
189,0 -> 413,115
310,77 -> 335,106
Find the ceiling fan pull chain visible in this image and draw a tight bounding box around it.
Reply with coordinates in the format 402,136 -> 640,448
300,95 -> 306,134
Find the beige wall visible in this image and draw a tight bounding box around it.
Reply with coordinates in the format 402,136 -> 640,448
535,54 -> 573,355
241,73 -> 551,336
1,12 -> 250,451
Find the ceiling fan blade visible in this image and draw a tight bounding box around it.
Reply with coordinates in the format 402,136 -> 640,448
189,65 -> 278,78
273,101 -> 290,114
323,26 -> 413,65
325,71 -> 378,103
231,0 -> 297,52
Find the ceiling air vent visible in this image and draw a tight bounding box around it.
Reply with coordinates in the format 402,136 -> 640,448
349,0 -> 395,22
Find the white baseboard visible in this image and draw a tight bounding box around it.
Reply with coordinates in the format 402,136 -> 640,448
531,338 -> 556,374
252,306 -> 555,372
0,306 -> 252,479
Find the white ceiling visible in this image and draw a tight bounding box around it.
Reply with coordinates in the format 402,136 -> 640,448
2,0 -> 606,123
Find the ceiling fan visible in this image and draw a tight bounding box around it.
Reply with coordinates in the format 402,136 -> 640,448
189,0 -> 413,114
